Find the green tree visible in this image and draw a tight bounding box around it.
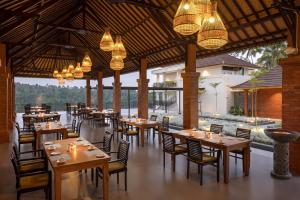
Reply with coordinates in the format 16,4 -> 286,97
257,42 -> 287,69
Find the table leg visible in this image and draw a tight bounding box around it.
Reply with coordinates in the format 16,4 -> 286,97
223,149 -> 229,184
102,162 -> 109,200
243,145 -> 250,176
36,132 -> 40,150
54,171 -> 61,200
62,130 -> 67,139
140,127 -> 145,147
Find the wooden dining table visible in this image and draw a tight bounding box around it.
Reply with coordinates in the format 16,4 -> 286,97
34,122 -> 67,149
120,118 -> 159,146
42,138 -> 110,200
171,129 -> 251,184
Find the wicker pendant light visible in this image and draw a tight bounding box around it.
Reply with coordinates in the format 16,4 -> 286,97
194,0 -> 211,27
56,73 -> 62,80
53,70 -> 58,78
112,36 -> 126,59
66,72 -> 74,81
68,64 -> 75,73
100,28 -> 114,51
197,1 -> 228,49
173,0 -> 200,36
110,57 -> 124,71
81,54 -> 92,72
74,62 -> 84,78
61,68 -> 68,78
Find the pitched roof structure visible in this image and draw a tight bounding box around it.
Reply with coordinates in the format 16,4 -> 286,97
0,0 -> 297,79
231,66 -> 282,89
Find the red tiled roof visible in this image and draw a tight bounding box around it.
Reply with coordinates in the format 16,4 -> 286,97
196,54 -> 259,69
232,66 -> 282,89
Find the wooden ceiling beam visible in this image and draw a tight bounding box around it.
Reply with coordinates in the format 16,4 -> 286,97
106,0 -> 165,12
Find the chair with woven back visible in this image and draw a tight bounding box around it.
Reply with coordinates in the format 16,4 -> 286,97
11,153 -> 52,200
230,128 -> 251,169
161,131 -> 187,172
96,139 -> 130,191
210,124 -> 223,134
153,116 -> 169,142
15,122 -> 36,152
186,137 -> 221,185
67,120 -> 83,138
146,115 -> 157,138
65,118 -> 77,133
112,116 -> 124,141
122,120 -> 140,146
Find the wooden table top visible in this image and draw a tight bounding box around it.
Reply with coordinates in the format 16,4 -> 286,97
23,112 -> 60,118
120,118 -> 158,125
43,138 -> 110,169
34,121 -> 64,131
172,129 -> 250,148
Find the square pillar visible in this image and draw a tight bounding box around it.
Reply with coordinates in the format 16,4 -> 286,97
86,78 -> 91,107
244,89 -> 249,116
113,71 -> 121,113
97,72 -> 104,111
0,43 -> 10,143
137,57 -> 149,119
181,43 -> 200,129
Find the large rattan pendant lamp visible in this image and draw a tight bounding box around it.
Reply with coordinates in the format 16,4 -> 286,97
81,53 -> 92,72
110,57 -> 124,71
100,28 -> 114,51
112,36 -> 126,59
73,62 -> 84,78
61,68 -> 68,78
197,1 -> 228,49
53,69 -> 59,78
173,0 -> 199,36
194,0 -> 211,27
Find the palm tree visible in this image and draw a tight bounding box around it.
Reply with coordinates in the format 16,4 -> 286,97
209,82 -> 221,114
257,42 -> 287,69
231,47 -> 263,64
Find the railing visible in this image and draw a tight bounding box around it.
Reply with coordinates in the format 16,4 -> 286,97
153,81 -> 177,88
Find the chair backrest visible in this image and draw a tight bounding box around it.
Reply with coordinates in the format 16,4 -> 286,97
117,139 -> 130,165
162,116 -> 169,130
150,115 -> 157,121
10,153 -> 20,177
76,120 -> 84,134
236,128 -> 251,139
161,131 -> 175,153
15,123 -> 21,136
71,119 -> 77,131
210,124 -> 223,134
186,137 -> 203,162
102,131 -> 114,153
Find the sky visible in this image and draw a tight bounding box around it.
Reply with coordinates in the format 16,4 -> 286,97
15,69 -> 159,87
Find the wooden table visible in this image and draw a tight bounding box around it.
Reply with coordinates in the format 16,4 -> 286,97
172,129 -> 251,184
34,122 -> 67,149
120,118 -> 159,146
43,138 -> 110,200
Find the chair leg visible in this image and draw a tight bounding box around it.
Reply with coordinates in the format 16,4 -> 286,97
235,153 -> 237,164
91,168 -> 94,181
186,160 -> 190,179
117,172 -> 119,184
125,171 -> 128,191
163,152 -> 165,168
200,165 -> 203,185
217,160 -> 220,182
17,192 -> 20,200
96,170 -> 99,187
198,164 -> 200,174
171,154 -> 176,172
137,135 -> 139,147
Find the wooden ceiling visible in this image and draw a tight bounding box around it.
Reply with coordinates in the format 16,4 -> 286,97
0,0 -> 298,79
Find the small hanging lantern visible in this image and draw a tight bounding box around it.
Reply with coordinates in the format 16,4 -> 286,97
53,70 -> 59,78
61,68 -> 68,78
66,72 -> 74,81
112,36 -> 126,59
74,62 -> 84,78
58,78 -> 65,86
68,64 -> 75,73
197,1 -> 228,49
110,57 -> 124,71
173,0 -> 200,36
194,0 -> 211,27
81,54 -> 92,72
56,73 -> 62,80
100,28 -> 114,51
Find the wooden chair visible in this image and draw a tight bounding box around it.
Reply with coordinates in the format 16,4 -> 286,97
147,115 -> 157,138
67,120 -> 83,138
230,128 -> 251,169
65,119 -> 77,133
154,116 -> 169,142
186,137 -> 221,185
122,121 -> 139,147
15,123 -> 36,152
210,124 -> 223,134
96,140 -> 130,191
112,117 -> 124,141
92,131 -> 114,153
161,131 -> 187,172
11,154 -> 52,200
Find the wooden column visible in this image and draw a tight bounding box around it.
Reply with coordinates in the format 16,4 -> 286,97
0,43 -> 10,143
97,72 -> 104,111
12,77 -> 16,121
244,89 -> 249,116
181,43 -> 200,129
113,71 -> 121,113
137,57 -> 149,119
86,78 -> 91,107
280,17 -> 300,174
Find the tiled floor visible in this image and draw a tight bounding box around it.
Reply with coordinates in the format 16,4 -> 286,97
0,113 -> 299,200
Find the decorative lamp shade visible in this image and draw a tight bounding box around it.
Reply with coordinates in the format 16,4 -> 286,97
194,0 -> 211,27
81,54 -> 92,72
173,0 -> 200,36
56,73 -> 62,80
110,57 -> 124,71
197,1 -> 228,49
53,70 -> 59,78
100,28 -> 114,51
74,63 -> 84,78
58,78 -> 65,86
112,36 -> 126,59
66,72 -> 74,81
68,64 -> 75,73
61,68 -> 68,78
